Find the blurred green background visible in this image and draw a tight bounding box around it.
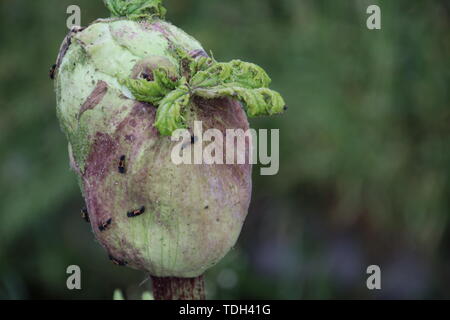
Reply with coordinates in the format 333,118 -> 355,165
0,0 -> 449,299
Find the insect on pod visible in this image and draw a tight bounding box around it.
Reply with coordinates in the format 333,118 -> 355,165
98,218 -> 112,232
118,155 -> 126,174
109,254 -> 128,266
49,64 -> 56,80
127,206 -> 146,218
81,207 -> 90,223
142,72 -> 152,81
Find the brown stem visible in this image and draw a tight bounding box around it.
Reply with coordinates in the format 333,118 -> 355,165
151,275 -> 206,300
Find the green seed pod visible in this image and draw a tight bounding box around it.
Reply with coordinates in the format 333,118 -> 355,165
53,0 -> 285,278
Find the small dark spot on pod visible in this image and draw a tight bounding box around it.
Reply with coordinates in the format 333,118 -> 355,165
283,105 -> 288,111
204,206 -> 209,210
81,207 -> 90,223
127,206 -> 146,218
118,155 -> 126,174
108,254 -> 127,266
98,218 -> 112,232
49,64 -> 56,80
141,72 -> 153,81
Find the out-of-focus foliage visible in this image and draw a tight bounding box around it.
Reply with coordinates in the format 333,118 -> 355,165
0,0 -> 449,299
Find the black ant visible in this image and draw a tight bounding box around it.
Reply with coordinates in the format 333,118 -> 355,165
127,206 -> 146,218
118,155 -> 126,174
108,254 -> 127,266
81,207 -> 90,223
49,64 -> 56,80
98,218 -> 112,231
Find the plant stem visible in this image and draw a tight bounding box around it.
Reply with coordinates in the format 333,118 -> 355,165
151,275 -> 206,300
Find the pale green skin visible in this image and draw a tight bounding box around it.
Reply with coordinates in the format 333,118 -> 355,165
55,19 -> 252,277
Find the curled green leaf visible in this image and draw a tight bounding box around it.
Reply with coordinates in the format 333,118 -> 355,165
154,85 -> 191,136
240,88 -> 286,117
122,68 -> 178,104
194,86 -> 285,117
188,56 -> 214,78
190,60 -> 271,89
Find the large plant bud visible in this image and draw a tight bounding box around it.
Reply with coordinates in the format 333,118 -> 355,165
53,0 -> 284,278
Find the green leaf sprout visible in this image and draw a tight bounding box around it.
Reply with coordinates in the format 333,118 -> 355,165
123,52 -> 286,136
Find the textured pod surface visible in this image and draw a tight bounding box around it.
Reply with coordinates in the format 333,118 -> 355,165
55,19 -> 252,277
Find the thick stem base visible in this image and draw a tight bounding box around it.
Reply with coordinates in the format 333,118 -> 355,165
151,275 -> 206,300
